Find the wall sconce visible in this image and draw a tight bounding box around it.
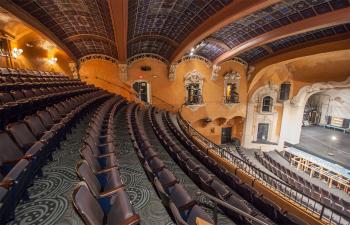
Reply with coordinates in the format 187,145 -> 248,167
48,57 -> 58,65
12,48 -> 23,58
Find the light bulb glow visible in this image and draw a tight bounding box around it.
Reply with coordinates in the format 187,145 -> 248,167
48,57 -> 58,65
331,136 -> 337,141
12,48 -> 23,58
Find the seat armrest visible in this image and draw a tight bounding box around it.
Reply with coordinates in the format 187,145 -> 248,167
96,166 -> 119,175
0,180 -> 14,189
99,185 -> 124,198
97,152 -> 115,158
26,142 -> 44,155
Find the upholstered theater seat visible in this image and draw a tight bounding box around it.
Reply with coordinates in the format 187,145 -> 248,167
76,160 -> 123,198
73,182 -> 139,225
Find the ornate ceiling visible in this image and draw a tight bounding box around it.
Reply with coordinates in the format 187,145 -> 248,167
11,0 -> 117,60
8,0 -> 350,64
237,22 -> 350,63
195,0 -> 350,62
127,0 -> 233,60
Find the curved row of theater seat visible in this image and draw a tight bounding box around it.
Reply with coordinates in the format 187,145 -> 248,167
148,108 -> 275,225
0,68 -> 95,126
255,152 -> 350,216
126,104 -> 214,225
163,112 -> 312,225
73,97 -> 140,225
0,81 -> 110,224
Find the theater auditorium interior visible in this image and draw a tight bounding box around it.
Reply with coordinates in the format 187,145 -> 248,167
0,0 -> 350,225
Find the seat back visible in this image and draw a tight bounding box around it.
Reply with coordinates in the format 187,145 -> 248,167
10,90 -> 25,101
6,122 -> 37,150
24,115 -> 47,139
76,160 -> 101,197
46,106 -> 61,121
0,132 -> 24,163
80,145 -> 101,172
37,110 -> 55,129
0,92 -> 14,105
72,182 -> 104,225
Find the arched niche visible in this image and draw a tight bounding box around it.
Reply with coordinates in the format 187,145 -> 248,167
184,70 -> 204,106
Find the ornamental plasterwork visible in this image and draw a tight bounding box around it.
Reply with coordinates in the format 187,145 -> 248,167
177,54 -> 212,68
68,62 -> 79,79
224,57 -> 249,68
78,54 -> 118,65
184,70 -> 204,86
224,71 -> 240,81
211,64 -> 221,81
127,53 -> 169,67
119,64 -> 128,81
168,64 -> 176,81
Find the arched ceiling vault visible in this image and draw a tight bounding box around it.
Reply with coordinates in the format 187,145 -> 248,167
4,0 -> 350,65
7,0 -> 118,61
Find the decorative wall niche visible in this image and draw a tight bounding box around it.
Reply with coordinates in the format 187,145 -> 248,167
184,70 -> 204,108
224,71 -> 240,105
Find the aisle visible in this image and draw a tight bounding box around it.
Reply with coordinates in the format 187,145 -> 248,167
114,106 -> 174,225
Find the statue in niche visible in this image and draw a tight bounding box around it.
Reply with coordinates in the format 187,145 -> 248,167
184,70 -> 204,105
224,72 -> 240,104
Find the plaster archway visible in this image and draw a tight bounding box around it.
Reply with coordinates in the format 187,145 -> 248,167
280,76 -> 350,145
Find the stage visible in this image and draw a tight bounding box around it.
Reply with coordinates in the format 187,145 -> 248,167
294,126 -> 350,169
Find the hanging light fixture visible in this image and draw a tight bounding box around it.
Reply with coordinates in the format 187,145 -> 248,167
48,57 -> 58,64
12,48 -> 23,58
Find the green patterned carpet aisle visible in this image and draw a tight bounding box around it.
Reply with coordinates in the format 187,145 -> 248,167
141,111 -> 235,225
7,114 -> 92,225
114,106 -> 174,225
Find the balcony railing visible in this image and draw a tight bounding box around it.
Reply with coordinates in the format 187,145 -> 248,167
177,112 -> 350,225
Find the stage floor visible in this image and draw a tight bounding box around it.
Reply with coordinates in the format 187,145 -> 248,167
296,126 -> 350,169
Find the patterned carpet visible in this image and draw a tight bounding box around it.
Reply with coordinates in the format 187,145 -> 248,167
7,115 -> 91,225
114,106 -> 174,225
141,110 -> 235,225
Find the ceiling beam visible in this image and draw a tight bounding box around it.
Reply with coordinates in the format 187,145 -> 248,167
0,0 -> 76,60
169,0 -> 280,63
108,0 -> 128,63
214,7 -> 350,64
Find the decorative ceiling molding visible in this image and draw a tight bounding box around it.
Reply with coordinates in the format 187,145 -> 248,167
78,54 -> 118,65
176,54 -> 212,68
127,53 -> 169,67
222,57 -> 249,68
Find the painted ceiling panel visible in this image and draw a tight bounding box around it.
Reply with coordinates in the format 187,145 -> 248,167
12,0 -> 117,60
198,0 -> 350,61
237,22 -> 350,63
196,42 -> 227,61
127,0 -> 233,60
